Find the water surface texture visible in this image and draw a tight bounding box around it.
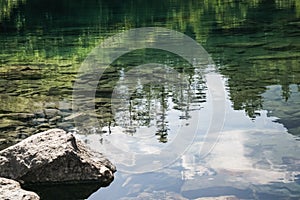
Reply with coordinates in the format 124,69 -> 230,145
1,0 -> 300,199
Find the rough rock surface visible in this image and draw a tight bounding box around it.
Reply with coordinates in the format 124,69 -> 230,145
0,129 -> 116,186
0,177 -> 40,200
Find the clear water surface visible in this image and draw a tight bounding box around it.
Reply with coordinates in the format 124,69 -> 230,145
0,0 -> 300,199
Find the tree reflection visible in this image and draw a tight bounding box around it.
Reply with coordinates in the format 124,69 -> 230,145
0,0 -> 300,149
155,85 -> 169,143
93,49 -> 207,143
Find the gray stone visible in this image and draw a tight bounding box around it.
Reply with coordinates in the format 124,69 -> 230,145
0,177 -> 40,200
44,109 -> 60,118
0,129 -> 116,186
0,113 -> 35,120
33,118 -> 47,123
44,102 -> 57,109
196,196 -> 239,200
36,123 -> 51,129
120,191 -> 188,200
49,116 -> 62,122
57,122 -> 73,130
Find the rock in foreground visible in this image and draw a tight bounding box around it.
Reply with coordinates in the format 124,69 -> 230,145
0,177 -> 40,200
0,129 -> 116,186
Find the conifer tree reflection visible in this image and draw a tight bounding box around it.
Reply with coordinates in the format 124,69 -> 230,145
155,85 -> 169,143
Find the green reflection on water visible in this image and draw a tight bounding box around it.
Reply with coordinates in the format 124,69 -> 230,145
0,0 -> 299,146
0,0 -> 300,199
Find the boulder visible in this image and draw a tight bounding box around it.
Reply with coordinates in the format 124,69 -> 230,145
0,129 -> 116,186
0,177 -> 40,200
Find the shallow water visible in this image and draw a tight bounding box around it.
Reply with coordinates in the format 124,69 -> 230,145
0,0 -> 300,199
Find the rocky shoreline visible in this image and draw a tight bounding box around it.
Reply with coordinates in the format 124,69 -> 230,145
0,129 -> 116,199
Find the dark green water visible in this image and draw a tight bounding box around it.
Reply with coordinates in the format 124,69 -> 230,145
1,0 -> 300,199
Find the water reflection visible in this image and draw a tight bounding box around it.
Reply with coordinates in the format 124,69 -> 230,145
0,0 -> 300,199
90,94 -> 300,199
263,84 -> 300,136
71,25 -> 226,173
0,0 -> 298,139
180,108 -> 300,199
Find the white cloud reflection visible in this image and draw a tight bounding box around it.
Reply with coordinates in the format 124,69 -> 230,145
180,108 -> 300,195
81,84 -> 300,198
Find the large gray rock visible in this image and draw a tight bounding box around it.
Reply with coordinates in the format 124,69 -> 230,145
0,129 -> 116,186
0,177 -> 40,200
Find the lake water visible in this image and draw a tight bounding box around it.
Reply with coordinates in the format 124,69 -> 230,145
1,0 -> 300,199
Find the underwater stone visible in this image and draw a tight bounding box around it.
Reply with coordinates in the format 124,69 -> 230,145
216,42 -> 267,48
44,108 -> 60,118
196,196 -> 239,200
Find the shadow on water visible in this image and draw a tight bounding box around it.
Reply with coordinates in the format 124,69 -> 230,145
22,182 -> 104,200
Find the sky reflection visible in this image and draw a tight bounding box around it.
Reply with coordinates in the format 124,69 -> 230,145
85,82 -> 300,199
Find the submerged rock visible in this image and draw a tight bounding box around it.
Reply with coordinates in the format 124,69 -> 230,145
196,196 -> 239,200
0,129 -> 116,186
247,52 -> 300,60
216,42 -> 267,48
0,177 -> 40,200
119,191 -> 189,200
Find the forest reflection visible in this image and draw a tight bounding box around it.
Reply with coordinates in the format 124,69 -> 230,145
0,0 -> 299,149
73,48 -> 207,143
